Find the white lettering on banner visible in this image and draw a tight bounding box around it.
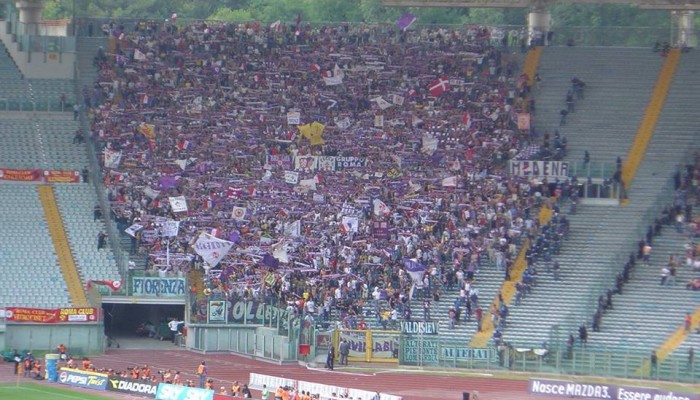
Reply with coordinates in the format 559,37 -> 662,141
156,383 -> 213,400
131,278 -> 186,296
530,380 -> 612,399
618,388 -> 652,400
509,160 -> 570,178
400,321 -> 439,334
298,380 -> 347,399
229,300 -> 290,327
193,232 -> 234,267
248,373 -> 295,392
116,380 -> 157,394
335,156 -> 366,169
440,347 -> 491,361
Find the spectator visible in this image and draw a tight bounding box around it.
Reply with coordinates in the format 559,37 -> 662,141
87,20 -> 571,333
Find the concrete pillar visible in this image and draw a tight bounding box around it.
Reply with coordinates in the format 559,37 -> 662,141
15,0 -> 43,36
677,10 -> 695,48
528,8 -> 551,46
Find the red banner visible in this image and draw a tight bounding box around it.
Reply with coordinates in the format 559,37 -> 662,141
0,168 -> 42,181
44,170 -> 80,183
4,307 -> 99,323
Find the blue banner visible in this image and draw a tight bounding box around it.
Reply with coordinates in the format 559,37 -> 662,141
58,368 -> 108,390
156,383 -> 214,400
132,277 -> 186,297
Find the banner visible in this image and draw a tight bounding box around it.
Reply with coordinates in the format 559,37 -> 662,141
208,300 -> 226,322
131,277 -> 186,297
5,307 -> 98,323
87,280 -> 123,292
400,320 -> 439,335
284,170 -> 299,184
228,299 -> 290,324
335,157 -> 366,170
249,373 -> 403,400
317,156 -> 336,171
528,378 -> 700,400
231,206 -> 247,221
161,220 -> 180,237
44,170 -> 80,183
106,375 -> 158,398
193,232 -> 234,267
249,374 -> 296,394
369,332 -> 398,360
103,148 -> 122,169
168,196 -> 188,213
0,168 -> 42,181
125,223 -> 144,238
265,154 -> 292,168
509,160 -> 570,178
156,383 -> 213,400
294,155 -> 318,171
286,111 -> 301,125
58,368 -> 108,390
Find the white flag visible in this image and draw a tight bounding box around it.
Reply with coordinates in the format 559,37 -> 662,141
271,240 -> 289,263
125,223 -> 143,238
161,220 -> 180,237
143,187 -> 160,199
334,117 -> 351,129
168,196 -> 188,213
374,115 -> 384,128
231,206 -> 247,221
298,178 -> 317,191
134,49 -> 147,61
193,232 -> 234,267
391,94 -> 405,106
442,176 -> 459,187
373,199 -> 391,216
341,216 -> 359,233
175,159 -> 188,171
422,134 -> 438,155
284,220 -> 301,237
373,97 -> 393,110
103,148 -> 122,169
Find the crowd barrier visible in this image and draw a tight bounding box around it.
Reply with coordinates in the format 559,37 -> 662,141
529,378 -> 699,400
249,373 -> 402,400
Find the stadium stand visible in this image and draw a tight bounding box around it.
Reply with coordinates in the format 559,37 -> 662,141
0,184 -> 70,308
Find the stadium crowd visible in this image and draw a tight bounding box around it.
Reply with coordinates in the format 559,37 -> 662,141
87,18 -> 565,331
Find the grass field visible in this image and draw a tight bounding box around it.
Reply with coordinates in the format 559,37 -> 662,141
0,382 -> 115,400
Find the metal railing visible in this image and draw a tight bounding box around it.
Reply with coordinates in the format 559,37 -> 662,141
71,17 -> 686,48
73,60 -> 130,283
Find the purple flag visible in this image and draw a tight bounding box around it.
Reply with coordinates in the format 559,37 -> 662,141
159,176 -> 177,189
228,231 -> 241,244
396,13 -> 416,31
262,253 -> 280,268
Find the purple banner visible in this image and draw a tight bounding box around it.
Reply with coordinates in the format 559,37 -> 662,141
529,378 -> 699,400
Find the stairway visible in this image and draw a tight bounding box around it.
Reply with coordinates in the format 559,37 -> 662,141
534,47 -> 664,169
497,47 -> 696,349
38,185 -> 89,307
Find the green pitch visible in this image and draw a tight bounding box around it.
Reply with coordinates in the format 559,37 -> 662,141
0,382 -> 115,400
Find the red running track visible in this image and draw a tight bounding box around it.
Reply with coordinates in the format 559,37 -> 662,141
1,349 -> 573,399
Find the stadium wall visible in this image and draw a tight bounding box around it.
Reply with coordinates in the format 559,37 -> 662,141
187,325 -> 294,362
4,323 -> 104,355
0,21 -> 75,79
